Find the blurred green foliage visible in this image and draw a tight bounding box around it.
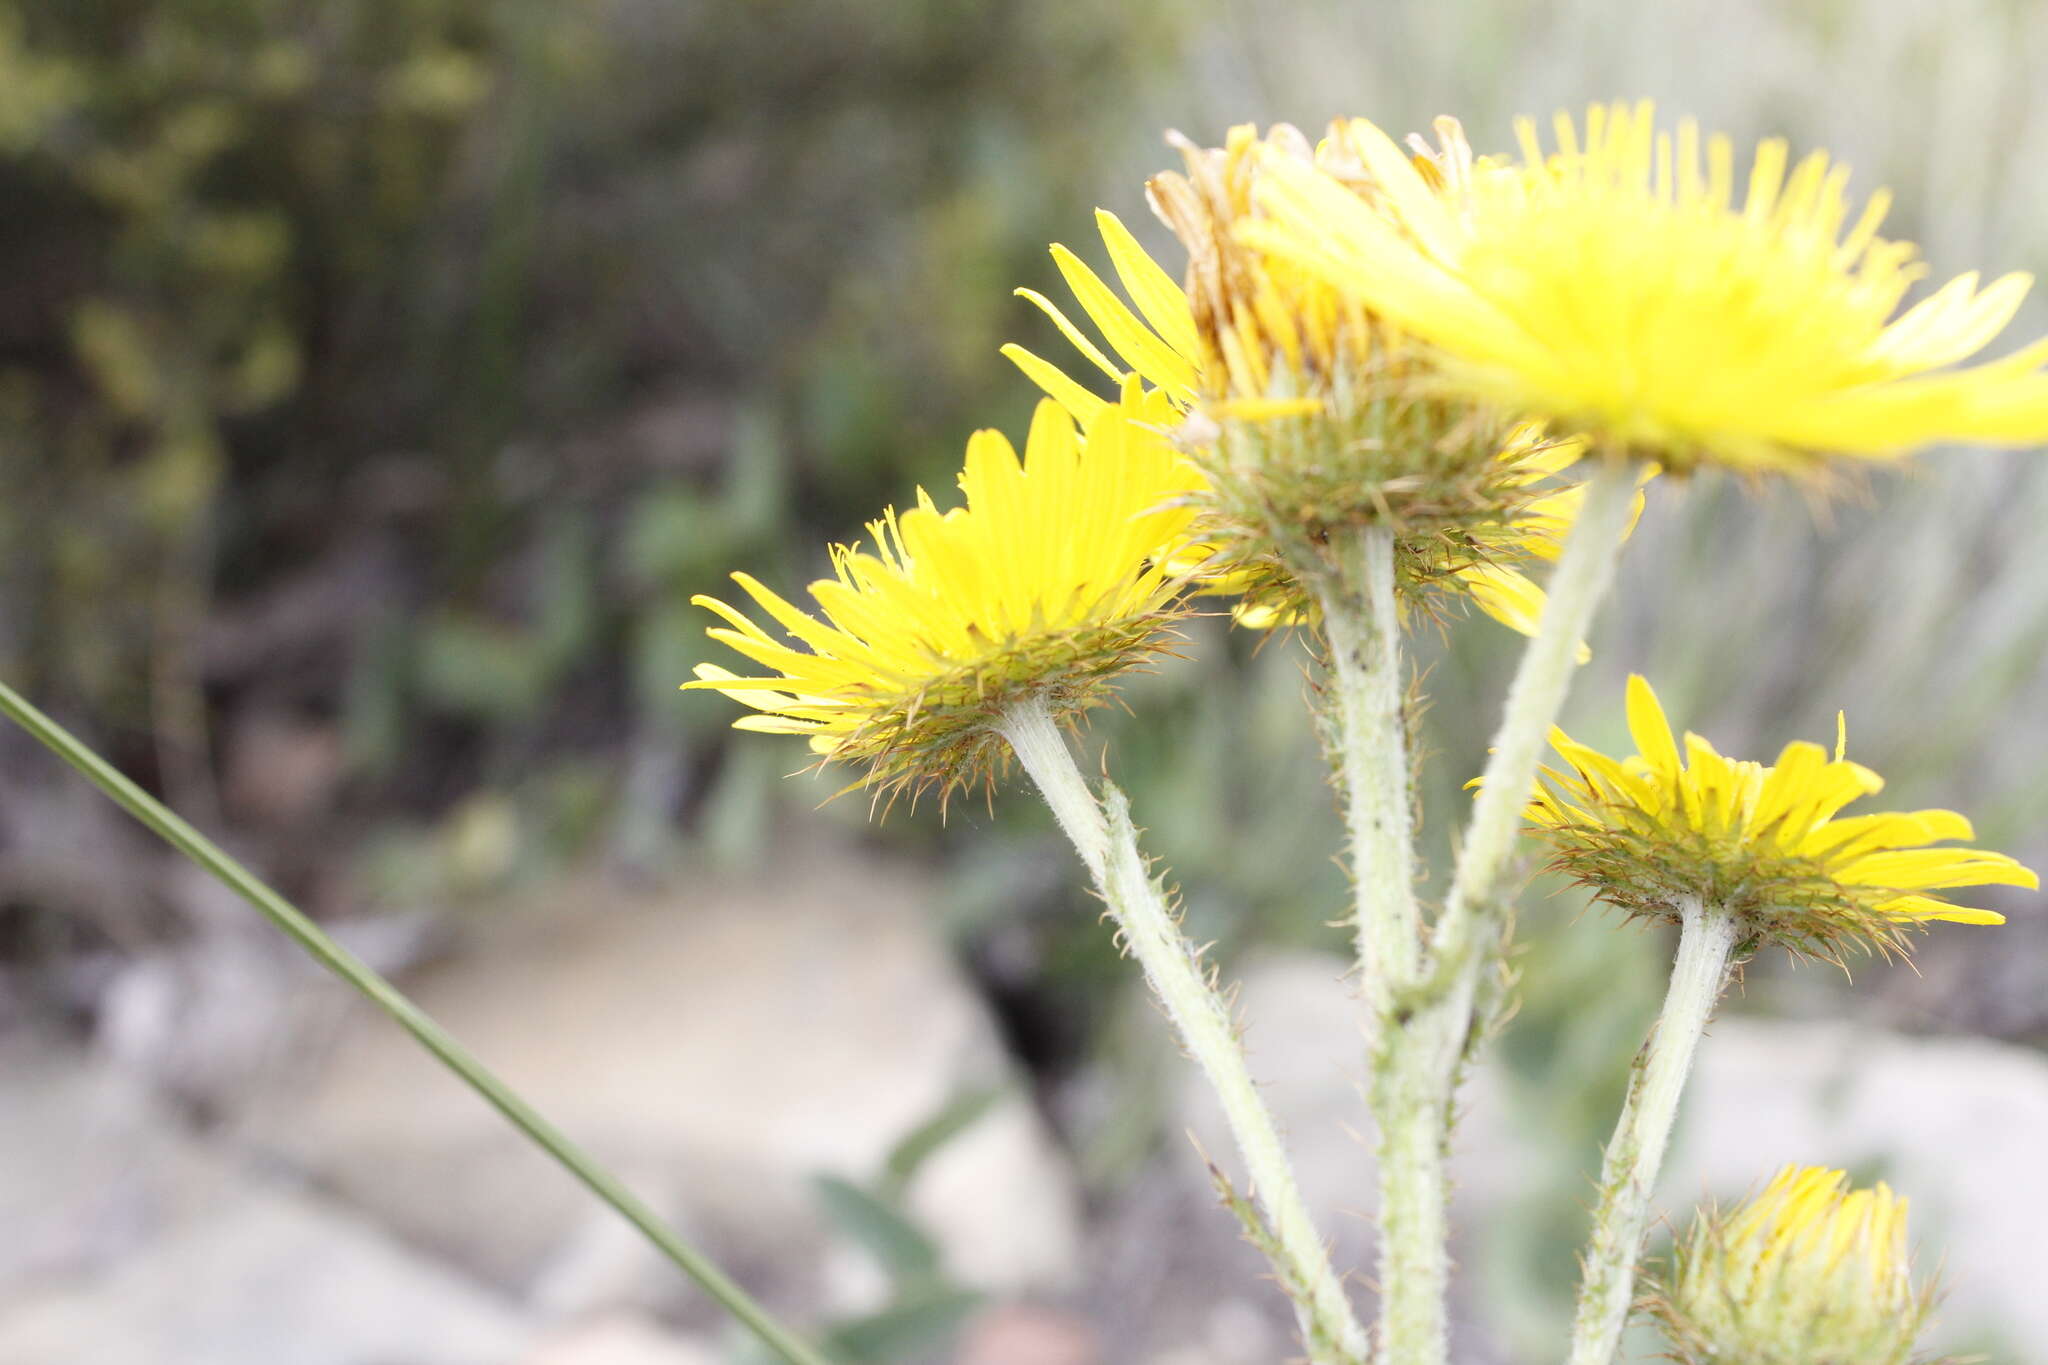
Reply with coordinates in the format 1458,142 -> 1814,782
0,0 -> 494,715
803,1085 -> 1007,1364
0,0 -> 1192,870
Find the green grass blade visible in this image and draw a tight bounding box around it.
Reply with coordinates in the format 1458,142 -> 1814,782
0,679 -> 831,1365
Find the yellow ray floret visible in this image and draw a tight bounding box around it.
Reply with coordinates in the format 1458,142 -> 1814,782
1244,100 -> 2048,471
1001,122 -> 1646,640
1528,675 -> 2035,959
686,386 -> 1203,802
1652,1166 -> 1930,1365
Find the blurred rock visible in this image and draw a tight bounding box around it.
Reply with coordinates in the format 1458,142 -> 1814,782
516,1313 -> 718,1365
96,859 -> 436,1116
0,1037 -> 528,1365
0,1187 -> 529,1365
0,1033 -> 222,1290
236,850 -> 1084,1319
1663,1016 -> 2048,1356
955,1302 -> 1101,1365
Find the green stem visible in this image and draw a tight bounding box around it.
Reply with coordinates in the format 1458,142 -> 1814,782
1435,454 -> 1638,1006
0,680 -> 831,1365
1371,455 -> 1638,1365
1000,697 -> 1371,1365
1567,899 -> 1739,1365
1319,525 -> 1422,1006
1414,454 -> 1638,1097
1315,528 -> 1438,1364
1369,1055 -> 1450,1365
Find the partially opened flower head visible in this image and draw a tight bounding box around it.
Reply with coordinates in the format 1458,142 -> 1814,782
1003,120 -> 1642,637
1649,1165 -> 1933,1365
1246,100 -> 2048,473
688,385 -> 1202,805
1005,121 -> 1429,423
1530,675 -> 2036,961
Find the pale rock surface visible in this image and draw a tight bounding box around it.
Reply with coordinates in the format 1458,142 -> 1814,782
0,1187 -> 530,1365
954,1302 -> 1101,1365
515,1312 -> 720,1365
0,1038 -> 528,1365
236,851 -> 1084,1314
0,1034 -> 223,1290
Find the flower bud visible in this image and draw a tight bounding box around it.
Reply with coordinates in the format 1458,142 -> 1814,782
1649,1165 -> 1935,1365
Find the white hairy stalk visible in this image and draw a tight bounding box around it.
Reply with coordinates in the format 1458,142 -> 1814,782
1319,525 -> 1423,1013
1000,696 -> 1371,1365
1429,455 -> 1640,1074
1356,456 -> 1638,1365
1567,898 -> 1740,1365
1315,526 -> 1441,1363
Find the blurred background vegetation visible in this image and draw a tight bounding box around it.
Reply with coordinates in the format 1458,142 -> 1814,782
3,1 -> 2046,1362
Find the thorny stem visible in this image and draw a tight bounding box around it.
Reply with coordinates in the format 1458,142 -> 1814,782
1000,696 -> 1371,1365
0,680 -> 832,1365
1315,527 -> 1441,1364
1567,899 -> 1740,1365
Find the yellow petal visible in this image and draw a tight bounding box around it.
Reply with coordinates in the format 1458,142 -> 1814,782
1094,208 -> 1203,361
1625,675 -> 1682,783
1001,343 -> 1110,425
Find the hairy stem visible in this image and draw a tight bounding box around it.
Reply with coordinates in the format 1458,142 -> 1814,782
0,680 -> 831,1365
1435,454 -> 1638,1023
1568,899 -> 1740,1365
1413,456 -> 1638,1096
1315,528 -> 1439,1363
1371,456 -> 1638,1365
1370,1054 -> 1451,1365
1319,525 -> 1422,1009
1001,696 -> 1371,1365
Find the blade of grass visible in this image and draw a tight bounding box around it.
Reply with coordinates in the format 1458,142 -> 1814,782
0,679 -> 831,1365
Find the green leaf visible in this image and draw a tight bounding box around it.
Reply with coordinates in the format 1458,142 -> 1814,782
820,1284 -> 983,1364
880,1083 -> 1005,1200
535,510 -> 595,665
810,1174 -> 940,1284
722,405 -> 788,536
414,610 -> 550,722
622,484 -> 728,584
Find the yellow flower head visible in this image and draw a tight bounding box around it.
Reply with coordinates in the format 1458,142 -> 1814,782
1650,1165 -> 1932,1365
1245,100 -> 2048,473
1002,120 -> 1639,638
1531,675 -> 2036,960
687,385 -> 1203,804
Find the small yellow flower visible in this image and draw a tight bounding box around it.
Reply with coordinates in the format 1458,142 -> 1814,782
687,386 -> 1202,803
1649,1165 -> 1933,1365
1531,675 -> 2036,959
1245,100 -> 2048,473
1003,121 -> 1635,636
